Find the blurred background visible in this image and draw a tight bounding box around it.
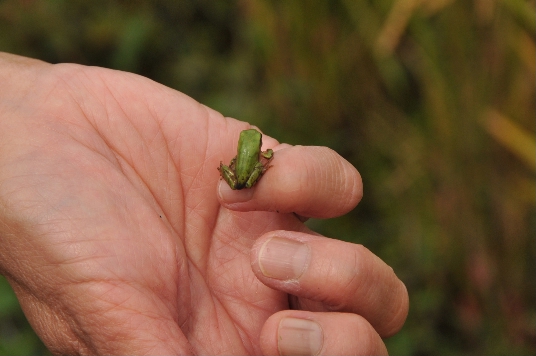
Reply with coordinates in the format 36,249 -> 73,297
0,0 -> 534,354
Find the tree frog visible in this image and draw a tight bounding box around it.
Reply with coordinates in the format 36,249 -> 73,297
218,129 -> 274,190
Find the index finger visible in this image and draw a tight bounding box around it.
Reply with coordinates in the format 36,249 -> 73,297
217,145 -> 362,219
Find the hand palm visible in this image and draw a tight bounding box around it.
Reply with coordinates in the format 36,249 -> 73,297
2,64 -> 299,354
2,55 -> 411,356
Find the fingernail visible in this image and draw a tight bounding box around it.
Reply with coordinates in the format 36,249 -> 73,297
258,237 -> 310,280
278,317 -> 324,356
218,180 -> 254,202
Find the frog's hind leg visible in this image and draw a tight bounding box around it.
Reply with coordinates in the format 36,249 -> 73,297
245,162 -> 265,189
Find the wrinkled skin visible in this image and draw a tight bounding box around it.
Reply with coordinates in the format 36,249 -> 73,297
0,53 -> 408,355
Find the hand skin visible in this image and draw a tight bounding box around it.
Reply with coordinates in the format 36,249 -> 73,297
0,52 -> 408,355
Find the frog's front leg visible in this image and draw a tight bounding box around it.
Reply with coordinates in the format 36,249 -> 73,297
261,149 -> 274,160
218,162 -> 238,190
228,157 -> 237,170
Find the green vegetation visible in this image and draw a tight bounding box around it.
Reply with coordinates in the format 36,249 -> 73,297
1,0 -> 534,354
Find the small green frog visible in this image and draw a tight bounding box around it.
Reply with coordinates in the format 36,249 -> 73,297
218,129 -> 274,190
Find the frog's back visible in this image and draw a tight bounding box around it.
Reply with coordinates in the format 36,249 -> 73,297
235,129 -> 262,187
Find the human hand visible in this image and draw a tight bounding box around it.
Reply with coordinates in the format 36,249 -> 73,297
0,52 -> 408,355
